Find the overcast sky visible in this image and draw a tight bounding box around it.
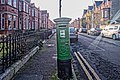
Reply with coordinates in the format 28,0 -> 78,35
31,0 -> 95,21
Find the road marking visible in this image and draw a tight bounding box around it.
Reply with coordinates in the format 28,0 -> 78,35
90,43 -> 105,51
72,63 -> 78,80
77,52 -> 101,80
79,36 -> 105,51
81,38 -> 105,51
74,52 -> 93,80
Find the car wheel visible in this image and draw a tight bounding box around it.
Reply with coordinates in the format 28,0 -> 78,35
76,38 -> 78,42
102,33 -> 104,37
112,34 -> 117,40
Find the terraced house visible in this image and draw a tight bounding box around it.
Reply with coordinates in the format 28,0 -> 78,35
0,0 -> 51,35
94,1 -> 103,28
81,0 -> 112,29
41,10 -> 49,29
85,6 -> 93,29
100,0 -> 111,29
81,9 -> 88,28
0,0 -> 19,34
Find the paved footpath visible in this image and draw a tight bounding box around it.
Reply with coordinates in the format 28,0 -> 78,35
12,34 -> 57,80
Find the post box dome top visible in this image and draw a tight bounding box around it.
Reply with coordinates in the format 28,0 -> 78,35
54,17 -> 71,24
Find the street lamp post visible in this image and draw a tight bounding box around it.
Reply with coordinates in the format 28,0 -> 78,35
59,0 -> 62,17
92,0 -> 95,28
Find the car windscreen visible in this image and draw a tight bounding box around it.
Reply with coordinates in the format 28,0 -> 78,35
69,28 -> 75,33
95,28 -> 101,31
82,28 -> 87,30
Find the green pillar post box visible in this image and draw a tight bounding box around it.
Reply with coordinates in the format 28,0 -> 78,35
54,17 -> 72,79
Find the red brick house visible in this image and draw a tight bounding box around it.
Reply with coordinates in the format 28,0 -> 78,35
0,0 -> 50,35
18,0 -> 31,31
100,0 -> 111,27
94,1 -> 103,28
41,10 -> 49,29
0,0 -> 18,34
48,19 -> 55,29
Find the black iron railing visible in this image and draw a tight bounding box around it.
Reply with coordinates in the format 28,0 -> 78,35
0,30 -> 52,73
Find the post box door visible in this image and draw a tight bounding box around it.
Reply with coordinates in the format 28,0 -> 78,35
57,25 -> 71,60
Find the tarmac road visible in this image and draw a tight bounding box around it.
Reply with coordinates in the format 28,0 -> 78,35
76,34 -> 120,80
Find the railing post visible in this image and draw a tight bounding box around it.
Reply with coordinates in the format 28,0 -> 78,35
12,34 -> 15,62
6,35 -> 9,67
2,36 -> 5,73
14,34 -> 17,61
9,34 -> 12,65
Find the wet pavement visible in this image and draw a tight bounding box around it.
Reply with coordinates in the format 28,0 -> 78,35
12,34 -> 57,80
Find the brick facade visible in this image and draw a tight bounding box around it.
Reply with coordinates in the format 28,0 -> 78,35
0,0 -> 51,35
48,19 -> 55,29
80,0 -> 112,29
41,10 -> 49,29
0,0 -> 18,34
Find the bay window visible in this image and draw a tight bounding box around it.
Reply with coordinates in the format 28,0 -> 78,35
8,15 -> 12,30
13,16 -> 16,29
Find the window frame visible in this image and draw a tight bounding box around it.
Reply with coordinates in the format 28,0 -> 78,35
1,0 -> 5,4
13,16 -> 16,29
32,9 -> 34,16
24,2 -> 26,12
29,7 -> 31,15
1,14 -> 5,30
8,14 -> 12,30
8,0 -> 12,6
13,0 -> 17,8
26,4 -> 28,13
19,1 -> 22,11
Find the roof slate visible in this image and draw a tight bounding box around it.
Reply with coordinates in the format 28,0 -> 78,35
88,6 -> 93,10
95,1 -> 103,7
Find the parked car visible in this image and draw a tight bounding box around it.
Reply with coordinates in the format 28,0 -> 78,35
87,28 -> 101,36
101,24 -> 120,40
69,27 -> 78,43
79,28 -> 88,33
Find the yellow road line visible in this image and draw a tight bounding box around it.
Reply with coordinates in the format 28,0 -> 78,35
74,52 -> 93,80
77,52 -> 101,80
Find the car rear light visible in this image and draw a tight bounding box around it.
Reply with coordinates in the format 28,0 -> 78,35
76,32 -> 78,34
